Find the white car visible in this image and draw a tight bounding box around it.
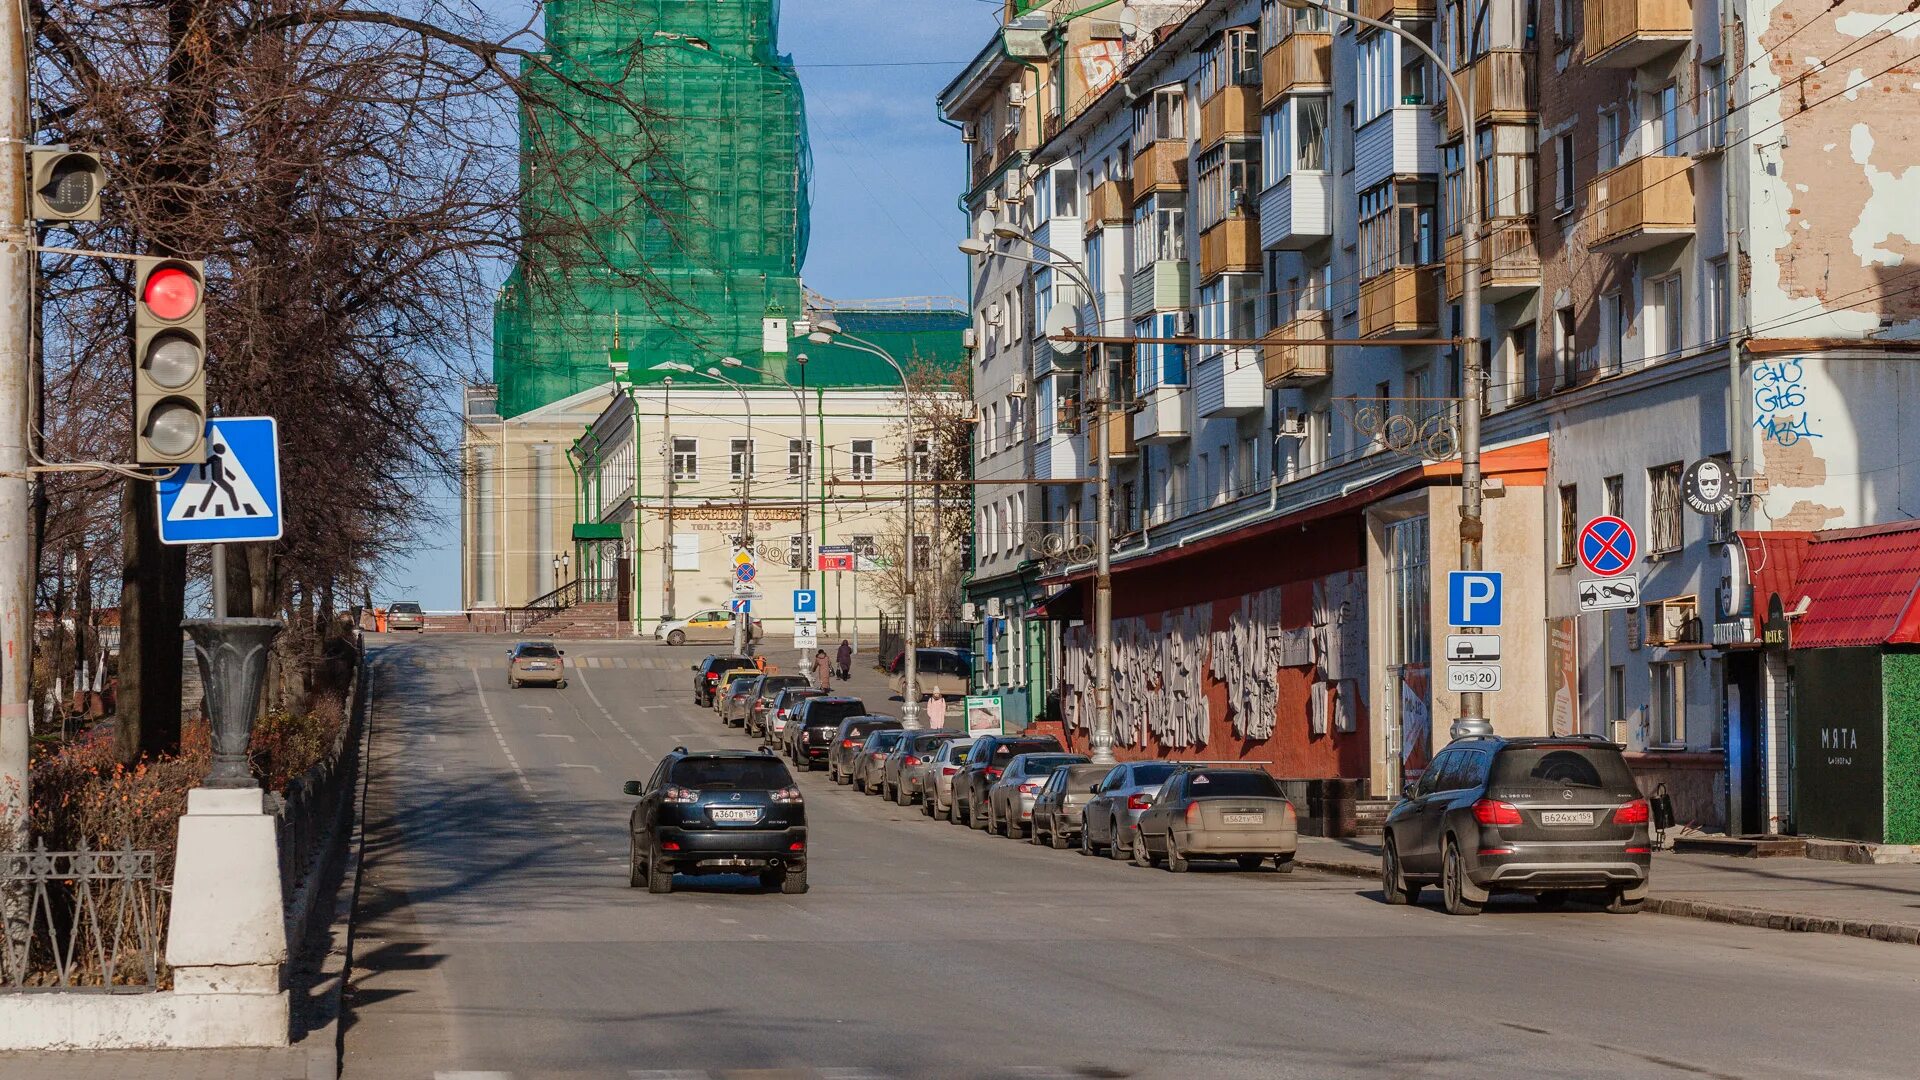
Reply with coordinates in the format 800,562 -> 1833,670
653,608 -> 764,646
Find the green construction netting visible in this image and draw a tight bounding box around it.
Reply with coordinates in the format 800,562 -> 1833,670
493,0 -> 813,417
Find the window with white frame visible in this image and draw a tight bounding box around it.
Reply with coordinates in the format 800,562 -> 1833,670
1478,124 -> 1535,220
1229,28 -> 1259,86
1647,273 -> 1683,359
912,438 -> 931,479
1599,108 -> 1622,171
1131,86 -> 1186,146
1602,291 -> 1627,370
1262,106 -> 1289,189
787,438 -> 812,478
850,439 -> 876,481
1133,312 -> 1190,393
671,437 -> 698,481
1556,132 -> 1576,212
1650,84 -> 1680,156
1358,181 -> 1435,279
1703,61 -> 1728,150
1198,141 -> 1259,230
1649,461 -> 1683,553
1131,191 -> 1187,267
729,438 -> 754,481
1705,256 -> 1729,341
1356,31 -> 1395,125
1386,516 -> 1431,668
1651,661 -> 1687,746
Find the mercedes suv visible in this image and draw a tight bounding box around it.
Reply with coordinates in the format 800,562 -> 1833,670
624,748 -> 807,895
1380,734 -> 1652,916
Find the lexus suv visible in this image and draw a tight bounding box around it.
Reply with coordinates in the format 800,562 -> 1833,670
1380,734 -> 1652,916
624,748 -> 807,895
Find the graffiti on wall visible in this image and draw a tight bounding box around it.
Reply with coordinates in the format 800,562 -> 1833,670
1210,586 -> 1297,741
1751,358 -> 1822,447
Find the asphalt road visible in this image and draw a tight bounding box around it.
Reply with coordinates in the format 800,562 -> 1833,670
341,635 -> 1920,1080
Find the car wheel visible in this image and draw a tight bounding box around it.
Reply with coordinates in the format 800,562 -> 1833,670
1029,820 -> 1045,846
1107,821 -> 1129,861
646,848 -> 674,895
1050,824 -> 1071,851
668,630 -> 686,646
557,680 -> 567,689
1381,835 -> 1420,906
1535,890 -> 1571,910
627,839 -> 644,888
1130,832 -> 1155,868
780,865 -> 809,895
1079,825 -> 1098,856
1163,832 -> 1189,873
508,677 -> 519,689
1236,855 -> 1267,872
922,795 -> 936,818
1602,889 -> 1645,914
1275,854 -> 1295,874
1441,838 -> 1484,916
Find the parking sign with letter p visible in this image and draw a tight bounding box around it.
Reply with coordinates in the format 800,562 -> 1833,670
1448,571 -> 1504,628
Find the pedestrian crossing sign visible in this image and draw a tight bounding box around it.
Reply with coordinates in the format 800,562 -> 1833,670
156,416 -> 283,545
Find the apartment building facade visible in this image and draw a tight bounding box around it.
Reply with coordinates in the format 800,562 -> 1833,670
945,0 -> 1920,831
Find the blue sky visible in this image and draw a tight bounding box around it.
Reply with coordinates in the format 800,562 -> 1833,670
383,0 -> 995,609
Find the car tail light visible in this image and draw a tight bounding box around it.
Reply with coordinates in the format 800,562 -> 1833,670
1478,847 -> 1514,856
841,738 -> 859,748
1625,846 -> 1652,854
660,840 -> 681,851
1184,803 -> 1199,824
788,841 -> 806,851
903,755 -> 922,767
871,751 -> 887,760
984,767 -> 1003,780
662,785 -> 698,804
771,786 -> 803,804
1471,798 -> 1522,826
1126,793 -> 1153,811
1018,782 -> 1043,795
1613,798 -> 1651,825
941,765 -> 960,776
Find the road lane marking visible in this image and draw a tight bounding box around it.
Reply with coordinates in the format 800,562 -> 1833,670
535,733 -> 576,741
517,704 -> 553,712
558,763 -> 602,772
470,667 -> 539,801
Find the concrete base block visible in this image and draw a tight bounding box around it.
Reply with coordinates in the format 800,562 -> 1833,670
0,990 -> 290,1050
162,785 -> 289,1042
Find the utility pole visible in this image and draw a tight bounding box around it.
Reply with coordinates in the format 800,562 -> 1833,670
661,377 -> 675,622
1,0 -> 35,829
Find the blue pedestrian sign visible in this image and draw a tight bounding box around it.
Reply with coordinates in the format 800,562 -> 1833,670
793,589 -> 819,615
156,417 -> 282,546
1448,571 -> 1504,628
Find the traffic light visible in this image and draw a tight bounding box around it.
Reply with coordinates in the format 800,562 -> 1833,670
132,257 -> 209,465
28,150 -> 105,221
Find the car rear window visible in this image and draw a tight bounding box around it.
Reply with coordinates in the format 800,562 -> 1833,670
1491,747 -> 1637,793
391,602 -> 422,613
845,718 -> 901,738
516,644 -> 558,658
704,657 -> 752,674
1018,755 -> 1083,775
1131,763 -> 1177,785
942,742 -> 974,762
867,730 -> 907,750
803,701 -> 865,727
1185,771 -> 1282,798
991,739 -> 1062,764
670,757 -> 792,790
909,734 -> 957,753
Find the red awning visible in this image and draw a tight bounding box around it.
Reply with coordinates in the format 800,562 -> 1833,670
1785,520 -> 1920,649
1026,584 -> 1084,621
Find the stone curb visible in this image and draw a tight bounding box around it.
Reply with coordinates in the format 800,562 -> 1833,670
1295,855 -> 1920,946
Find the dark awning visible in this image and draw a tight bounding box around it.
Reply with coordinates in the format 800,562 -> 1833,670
1025,583 -> 1085,621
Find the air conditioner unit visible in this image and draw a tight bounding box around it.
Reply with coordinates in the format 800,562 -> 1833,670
963,327 -> 979,350
1009,85 -> 1030,106
1279,407 -> 1307,436
984,597 -> 1004,618
961,602 -> 981,623
1174,311 -> 1196,336
961,122 -> 978,145
961,401 -> 981,423
1010,374 -> 1031,397
985,301 -> 1005,326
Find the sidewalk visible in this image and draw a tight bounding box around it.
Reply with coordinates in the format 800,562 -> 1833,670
1295,835 -> 1920,945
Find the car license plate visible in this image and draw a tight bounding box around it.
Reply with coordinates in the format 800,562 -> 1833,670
1223,813 -> 1265,825
710,807 -> 760,823
1540,811 -> 1594,825
527,663 -> 549,670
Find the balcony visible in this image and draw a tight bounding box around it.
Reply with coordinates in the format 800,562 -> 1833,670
1443,218 -> 1542,301
1198,217 -> 1260,281
1101,407 -> 1138,459
1353,106 -> 1441,193
1127,260 -> 1191,319
1084,177 -> 1132,235
1587,155 -> 1694,253
1358,267 -> 1439,338
1360,0 -> 1436,21
1200,85 -> 1260,148
1259,171 -> 1332,250
1444,50 -> 1536,138
1261,33 -> 1332,107
1584,0 -> 1691,68
1263,311 -> 1332,386
1132,139 -> 1189,200
1036,433 -> 1082,481
1131,385 -> 1191,445
1195,349 -> 1265,419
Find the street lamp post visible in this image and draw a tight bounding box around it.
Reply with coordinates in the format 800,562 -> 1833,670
962,232 -> 1116,765
807,323 -> 924,730
1284,0 -> 1485,736
654,361 -> 757,656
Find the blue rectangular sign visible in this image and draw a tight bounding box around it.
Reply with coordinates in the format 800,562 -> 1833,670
1447,571 -> 1503,628
156,417 -> 283,545
793,589 -> 819,615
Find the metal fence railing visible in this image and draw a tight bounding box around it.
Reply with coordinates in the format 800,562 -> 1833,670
876,616 -> 974,669
0,840 -> 164,991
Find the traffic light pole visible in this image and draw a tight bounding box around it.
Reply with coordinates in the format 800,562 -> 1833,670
1,0 -> 34,833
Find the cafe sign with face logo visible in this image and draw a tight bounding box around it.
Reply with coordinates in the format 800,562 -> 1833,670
1683,458 -> 1738,516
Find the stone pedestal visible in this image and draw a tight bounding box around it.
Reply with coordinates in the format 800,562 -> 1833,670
164,787 -> 288,1042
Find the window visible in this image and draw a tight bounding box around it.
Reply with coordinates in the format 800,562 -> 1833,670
1356,31 -> 1396,124
1648,274 -> 1683,359
1556,133 -> 1576,212
1606,665 -> 1625,739
1133,312 -> 1189,392
1705,256 -> 1729,342
1554,305 -> 1577,386
729,438 -> 754,481
1130,192 -> 1187,267
1357,181 -> 1435,279
671,532 -> 700,572
1340,104 -> 1356,172
1230,28 -> 1259,86
1558,484 -> 1579,566
1131,85 -> 1186,146
1709,454 -> 1735,543
1295,96 -> 1328,172
1649,462 -> 1684,553
1261,107 -> 1289,188
1197,141 -> 1258,229
1604,474 -> 1624,518
1509,323 -> 1538,403
1652,84 -> 1680,157
1386,516 -> 1431,668
1602,291 -> 1627,370
671,437 -> 698,481
1702,61 -> 1728,150
850,439 -> 876,481
1651,661 -> 1687,746
1052,166 -> 1079,218
912,438 -> 932,479
1598,108 -> 1622,171
1556,0 -> 1582,41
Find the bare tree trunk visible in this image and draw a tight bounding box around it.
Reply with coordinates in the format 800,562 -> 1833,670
115,479 -> 183,760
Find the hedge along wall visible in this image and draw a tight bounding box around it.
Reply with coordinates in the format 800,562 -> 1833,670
1886,650 -> 1920,845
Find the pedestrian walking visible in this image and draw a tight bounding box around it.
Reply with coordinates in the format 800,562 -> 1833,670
811,649 -> 832,691
926,689 -> 948,729
836,638 -> 853,681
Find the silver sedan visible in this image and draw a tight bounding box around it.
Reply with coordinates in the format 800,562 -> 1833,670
881,730 -> 964,804
986,753 -> 1090,838
918,738 -> 975,820
1081,761 -> 1181,861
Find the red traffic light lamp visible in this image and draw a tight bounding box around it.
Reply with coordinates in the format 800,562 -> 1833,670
132,258 -> 210,465
141,265 -> 201,322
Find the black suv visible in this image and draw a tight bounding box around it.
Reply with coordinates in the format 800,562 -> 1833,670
623,748 -> 807,895
784,696 -> 868,769
827,716 -> 904,784
1381,734 -> 1651,916
952,733 -> 1064,828
691,654 -> 754,707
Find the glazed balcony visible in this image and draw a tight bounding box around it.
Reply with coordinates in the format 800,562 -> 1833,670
1198,217 -> 1261,281
1261,32 -> 1332,107
1262,311 -> 1332,386
1131,385 -> 1191,445
1360,0 -> 1436,21
1084,177 -> 1133,235
1584,0 -> 1692,68
1587,155 -> 1694,253
1358,267 -> 1439,339
1127,260 -> 1191,319
1200,85 -> 1260,148
1132,139 -> 1189,200
1443,218 -> 1542,301
1444,50 -> 1536,138
1102,406 -> 1138,459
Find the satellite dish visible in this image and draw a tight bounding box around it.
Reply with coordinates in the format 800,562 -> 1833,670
1045,300 -> 1081,356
